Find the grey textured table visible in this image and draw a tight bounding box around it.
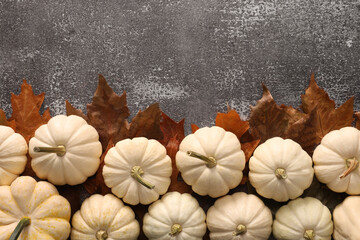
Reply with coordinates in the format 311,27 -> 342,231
1,1 -> 359,134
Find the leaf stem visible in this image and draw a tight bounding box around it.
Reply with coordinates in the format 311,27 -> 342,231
233,224 -> 246,235
187,151 -> 217,168
131,166 -> 155,189
10,217 -> 31,240
169,223 -> 182,236
33,145 -> 66,157
340,158 -> 358,179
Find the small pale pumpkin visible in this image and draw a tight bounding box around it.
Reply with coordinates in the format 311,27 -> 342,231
333,196 -> 360,240
273,197 -> 333,240
143,191 -> 206,240
313,127 -> 360,194
176,126 -> 245,198
29,115 -> 102,185
103,137 -> 172,205
0,176 -> 71,240
0,125 -> 28,186
249,137 -> 314,202
71,194 -> 140,240
206,192 -> 273,240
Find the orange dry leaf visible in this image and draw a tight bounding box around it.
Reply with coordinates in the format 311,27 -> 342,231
215,109 -> 249,139
0,109 -> 16,131
159,112 -> 191,193
356,112 -> 360,130
301,73 -> 354,139
9,80 -> 51,177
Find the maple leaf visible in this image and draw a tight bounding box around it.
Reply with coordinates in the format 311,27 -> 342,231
65,100 -> 88,120
83,140 -> 114,195
215,109 -> 249,139
191,123 -> 200,133
159,112 -> 191,193
9,80 -> 51,140
356,112 -> 360,130
8,80 -> 51,177
0,109 -> 16,131
301,74 -> 354,138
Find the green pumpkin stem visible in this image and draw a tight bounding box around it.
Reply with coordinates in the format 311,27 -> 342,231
96,230 -> 108,240
233,224 -> 247,235
131,166 -> 155,189
9,217 -> 31,240
304,229 -> 315,240
169,223 -> 182,236
187,151 -> 217,168
33,145 -> 66,157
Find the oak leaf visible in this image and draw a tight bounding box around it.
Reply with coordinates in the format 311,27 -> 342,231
301,73 -> 354,138
159,112 -> 191,193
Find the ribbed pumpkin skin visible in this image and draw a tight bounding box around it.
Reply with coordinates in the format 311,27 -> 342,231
207,192 -> 272,240
313,127 -> 360,194
0,125 -> 28,186
273,197 -> 333,240
176,126 -> 245,198
0,176 -> 71,240
143,192 -> 206,240
29,115 -> 102,185
333,196 -> 360,240
249,137 -> 314,202
71,194 -> 140,240
103,137 -> 172,205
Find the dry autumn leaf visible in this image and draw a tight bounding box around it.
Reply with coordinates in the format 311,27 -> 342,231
301,73 -> 354,139
356,112 -> 360,130
0,109 -> 16,131
159,112 -> 191,193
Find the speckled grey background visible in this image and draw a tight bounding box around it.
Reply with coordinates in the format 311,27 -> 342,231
1,0 -> 360,134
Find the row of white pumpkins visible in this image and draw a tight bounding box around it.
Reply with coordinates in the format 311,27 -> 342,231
0,114 -> 359,239
1,176 -> 359,239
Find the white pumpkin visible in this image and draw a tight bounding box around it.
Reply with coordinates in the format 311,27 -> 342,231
29,115 -> 102,185
0,176 -> 71,240
206,192 -> 273,240
273,197 -> 333,240
143,191 -> 206,240
333,196 -> 360,240
176,126 -> 245,198
313,127 -> 360,194
0,125 -> 28,186
71,194 -> 140,240
102,137 -> 172,205
249,137 -> 314,202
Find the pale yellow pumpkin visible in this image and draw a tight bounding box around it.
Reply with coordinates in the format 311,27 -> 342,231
71,194 -> 140,240
0,176 -> 71,239
333,196 -> 360,240
0,125 -> 28,186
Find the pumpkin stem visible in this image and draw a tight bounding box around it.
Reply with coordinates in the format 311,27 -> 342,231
233,224 -> 247,235
33,145 -> 66,157
187,151 -> 217,168
131,166 -> 155,189
96,230 -> 108,240
340,158 -> 358,179
275,168 -> 287,179
169,223 -> 182,236
9,217 -> 31,240
304,229 -> 315,240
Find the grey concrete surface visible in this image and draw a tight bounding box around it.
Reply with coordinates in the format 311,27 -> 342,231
0,0 -> 359,134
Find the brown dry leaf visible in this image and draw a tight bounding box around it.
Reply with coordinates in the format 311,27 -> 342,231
83,140 -> 114,195
65,100 -> 88,120
356,112 -> 360,130
301,74 -> 354,138
249,84 -> 291,142
9,80 -> 51,177
215,109 -> 249,139
160,112 -> 191,193
86,75 -> 130,148
191,124 -> 200,133
126,103 -> 163,140
0,109 -> 16,131
9,80 -> 51,139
